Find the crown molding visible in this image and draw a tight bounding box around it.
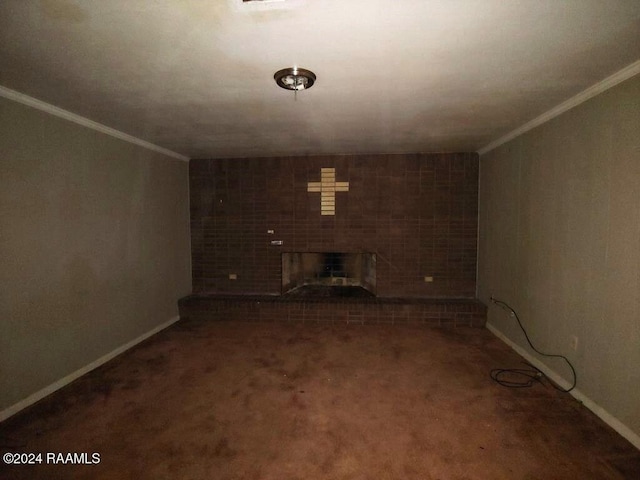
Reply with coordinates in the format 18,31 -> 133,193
478,59 -> 640,155
0,85 -> 190,162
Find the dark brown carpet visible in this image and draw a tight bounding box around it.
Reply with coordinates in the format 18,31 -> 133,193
1,319 -> 638,479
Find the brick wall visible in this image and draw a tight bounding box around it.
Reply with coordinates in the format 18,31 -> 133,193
189,153 -> 478,298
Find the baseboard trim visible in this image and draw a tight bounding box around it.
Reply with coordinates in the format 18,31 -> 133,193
486,322 -> 640,451
0,315 -> 181,423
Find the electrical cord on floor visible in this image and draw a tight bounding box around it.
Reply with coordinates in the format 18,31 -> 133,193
489,297 -> 577,393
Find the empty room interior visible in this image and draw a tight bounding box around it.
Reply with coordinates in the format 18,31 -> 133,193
1,1 -> 639,478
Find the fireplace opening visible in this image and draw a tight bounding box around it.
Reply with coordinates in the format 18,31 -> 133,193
282,252 -> 376,297
321,252 -> 345,278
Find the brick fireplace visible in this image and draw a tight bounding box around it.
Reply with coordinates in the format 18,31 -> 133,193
181,153 -> 486,325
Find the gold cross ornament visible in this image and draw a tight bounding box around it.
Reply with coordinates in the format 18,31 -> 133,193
307,168 -> 349,216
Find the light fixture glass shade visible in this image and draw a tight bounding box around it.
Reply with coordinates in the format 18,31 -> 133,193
274,67 -> 316,91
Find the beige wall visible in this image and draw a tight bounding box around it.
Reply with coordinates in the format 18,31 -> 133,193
478,75 -> 640,439
0,97 -> 192,414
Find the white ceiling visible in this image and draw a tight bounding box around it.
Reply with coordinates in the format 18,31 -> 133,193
1,0 -> 639,159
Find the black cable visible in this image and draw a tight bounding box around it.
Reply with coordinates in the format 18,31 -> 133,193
489,297 -> 577,393
490,367 -> 543,388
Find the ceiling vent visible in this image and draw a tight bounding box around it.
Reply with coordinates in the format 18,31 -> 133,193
238,0 -> 301,12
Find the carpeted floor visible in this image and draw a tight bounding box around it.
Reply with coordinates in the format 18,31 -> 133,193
1,319 -> 639,479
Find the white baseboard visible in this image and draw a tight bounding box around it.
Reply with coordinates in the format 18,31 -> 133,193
486,322 -> 640,451
0,315 -> 181,423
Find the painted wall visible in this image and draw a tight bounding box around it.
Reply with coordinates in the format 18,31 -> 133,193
477,75 -> 640,440
0,97 -> 192,415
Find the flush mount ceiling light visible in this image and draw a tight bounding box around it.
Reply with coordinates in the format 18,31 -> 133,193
274,67 -> 316,99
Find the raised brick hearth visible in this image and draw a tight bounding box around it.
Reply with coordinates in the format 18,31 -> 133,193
179,295 -> 487,327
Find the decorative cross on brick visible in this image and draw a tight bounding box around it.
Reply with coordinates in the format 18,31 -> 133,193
307,167 -> 349,216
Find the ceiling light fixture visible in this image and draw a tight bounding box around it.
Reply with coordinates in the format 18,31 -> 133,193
274,67 -> 316,100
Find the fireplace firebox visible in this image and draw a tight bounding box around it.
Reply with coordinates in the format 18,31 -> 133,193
282,252 -> 376,297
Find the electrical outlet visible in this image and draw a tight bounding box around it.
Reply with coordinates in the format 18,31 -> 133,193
424,276 -> 433,282
229,273 -> 237,280
570,335 -> 578,351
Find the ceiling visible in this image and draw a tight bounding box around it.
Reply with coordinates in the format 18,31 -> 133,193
1,0 -> 639,159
